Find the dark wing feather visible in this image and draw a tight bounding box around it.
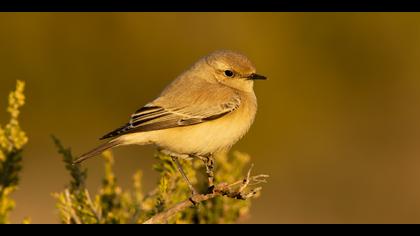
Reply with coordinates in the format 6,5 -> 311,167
100,97 -> 240,140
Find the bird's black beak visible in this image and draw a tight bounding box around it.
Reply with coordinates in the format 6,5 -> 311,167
247,73 -> 267,81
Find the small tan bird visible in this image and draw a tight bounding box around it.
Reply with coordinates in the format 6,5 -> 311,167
74,50 -> 266,194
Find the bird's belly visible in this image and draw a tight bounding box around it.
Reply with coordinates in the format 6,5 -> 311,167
150,107 -> 255,155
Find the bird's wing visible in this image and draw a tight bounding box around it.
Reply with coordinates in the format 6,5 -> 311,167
100,94 -> 241,140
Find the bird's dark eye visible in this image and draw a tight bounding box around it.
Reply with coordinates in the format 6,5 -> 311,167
224,70 -> 234,77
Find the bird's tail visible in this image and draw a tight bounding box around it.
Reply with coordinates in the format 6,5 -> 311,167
73,138 -> 122,164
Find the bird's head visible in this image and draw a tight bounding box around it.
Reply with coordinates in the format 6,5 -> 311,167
201,50 -> 267,92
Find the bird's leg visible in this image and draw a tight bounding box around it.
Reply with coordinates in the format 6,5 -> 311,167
171,156 -> 198,196
198,154 -> 215,193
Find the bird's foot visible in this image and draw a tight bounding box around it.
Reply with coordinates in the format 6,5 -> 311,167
207,185 -> 215,194
188,196 -> 198,206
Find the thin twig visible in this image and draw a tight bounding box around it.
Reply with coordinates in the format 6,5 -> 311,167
225,174 -> 269,188
143,167 -> 269,224
84,189 -> 102,222
238,164 -> 254,193
64,189 -> 81,224
171,156 -> 198,195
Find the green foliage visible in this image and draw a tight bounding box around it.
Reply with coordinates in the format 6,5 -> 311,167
51,137 -> 95,224
52,137 -> 258,224
52,140 -> 148,224
0,80 -> 28,224
51,135 -> 87,191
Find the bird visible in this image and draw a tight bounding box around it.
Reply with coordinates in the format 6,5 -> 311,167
74,49 -> 266,194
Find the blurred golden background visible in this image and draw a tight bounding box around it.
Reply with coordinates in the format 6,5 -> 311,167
1,13 -> 420,223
